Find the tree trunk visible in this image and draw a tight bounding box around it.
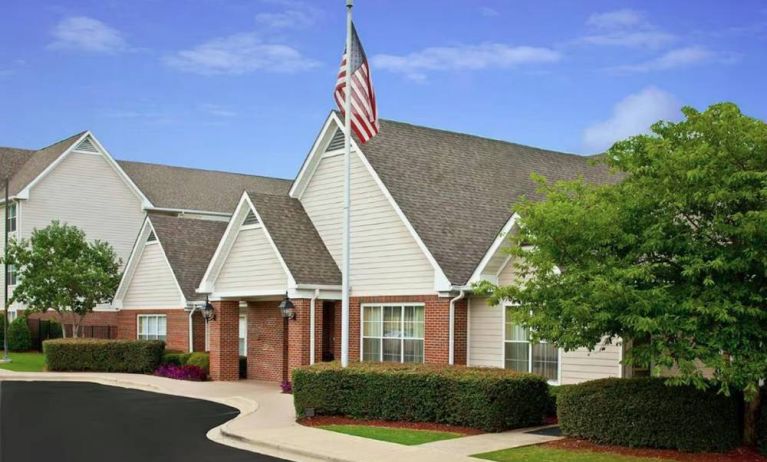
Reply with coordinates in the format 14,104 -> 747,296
744,392 -> 762,445
58,310 -> 67,338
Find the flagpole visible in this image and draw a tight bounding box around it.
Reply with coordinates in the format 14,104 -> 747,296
2,178 -> 10,363
340,0 -> 353,369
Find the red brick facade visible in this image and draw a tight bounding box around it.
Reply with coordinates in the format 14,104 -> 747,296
27,310 -> 120,335
115,309 -> 206,353
208,300 -> 240,381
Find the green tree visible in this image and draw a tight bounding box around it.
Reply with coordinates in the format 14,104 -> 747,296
3,221 -> 122,338
476,103 -> 767,439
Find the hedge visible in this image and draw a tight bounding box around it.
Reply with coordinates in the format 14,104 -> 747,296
8,317 -> 32,351
292,362 -> 549,432
161,351 -> 192,366
186,352 -> 209,373
758,388 -> 767,456
44,339 -> 165,373
558,378 -> 740,452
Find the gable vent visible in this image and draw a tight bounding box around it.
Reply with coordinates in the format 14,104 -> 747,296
325,129 -> 345,152
74,137 -> 98,153
243,210 -> 259,226
147,230 -> 157,242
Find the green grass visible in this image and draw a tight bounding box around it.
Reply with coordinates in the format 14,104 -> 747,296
319,424 -> 462,445
473,446 -> 668,462
0,352 -> 46,372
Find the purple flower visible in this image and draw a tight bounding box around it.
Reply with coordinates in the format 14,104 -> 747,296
154,364 -> 208,381
281,380 -> 292,393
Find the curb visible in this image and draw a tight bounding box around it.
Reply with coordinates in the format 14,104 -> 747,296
216,424 -> 356,462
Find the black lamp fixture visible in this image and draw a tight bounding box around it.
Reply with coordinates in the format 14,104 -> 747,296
202,296 -> 216,322
278,292 -> 296,320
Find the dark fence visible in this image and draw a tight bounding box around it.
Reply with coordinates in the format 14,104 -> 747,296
26,318 -> 117,351
64,325 -> 117,340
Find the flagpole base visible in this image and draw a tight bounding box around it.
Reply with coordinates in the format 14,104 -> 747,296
0,358 -> 12,364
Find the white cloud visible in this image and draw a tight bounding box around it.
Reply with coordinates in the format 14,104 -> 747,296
165,32 -> 319,75
609,46 -> 723,73
201,104 -> 237,118
580,9 -> 674,48
582,87 -> 679,152
255,1 -> 320,29
586,9 -> 643,29
479,7 -> 500,17
49,16 -> 129,53
373,43 -> 561,81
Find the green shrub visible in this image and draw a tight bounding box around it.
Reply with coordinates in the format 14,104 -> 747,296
292,362 -> 549,432
161,351 -> 186,366
8,318 -> 32,351
44,339 -> 164,373
239,356 -> 247,379
558,378 -> 740,452
186,352 -> 209,373
47,320 -> 63,339
545,385 -> 572,418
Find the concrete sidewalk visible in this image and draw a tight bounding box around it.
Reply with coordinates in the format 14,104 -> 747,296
0,369 -> 559,462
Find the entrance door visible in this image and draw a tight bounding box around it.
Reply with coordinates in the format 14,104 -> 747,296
322,302 -> 335,361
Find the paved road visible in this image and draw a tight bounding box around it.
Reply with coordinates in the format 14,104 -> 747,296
0,381 -> 292,462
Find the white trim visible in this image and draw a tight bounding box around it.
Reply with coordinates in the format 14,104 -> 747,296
289,113 -> 339,199
469,214 -> 520,284
208,289 -> 287,300
359,302 -> 426,363
113,218 -> 186,309
137,314 -> 167,341
239,313 -> 247,357
146,207 -> 231,218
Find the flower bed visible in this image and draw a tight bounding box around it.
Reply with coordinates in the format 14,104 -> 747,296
154,363 -> 207,381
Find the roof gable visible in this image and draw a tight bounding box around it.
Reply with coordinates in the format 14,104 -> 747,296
6,132 -> 86,197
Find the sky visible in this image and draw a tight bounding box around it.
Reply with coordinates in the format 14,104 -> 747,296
1,0 -> 765,180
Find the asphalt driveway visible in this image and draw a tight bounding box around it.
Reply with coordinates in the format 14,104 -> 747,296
0,381 -> 292,462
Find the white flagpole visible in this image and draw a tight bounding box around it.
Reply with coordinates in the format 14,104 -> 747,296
341,0 -> 353,368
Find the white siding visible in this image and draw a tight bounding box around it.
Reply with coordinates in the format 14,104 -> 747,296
123,243 -> 183,308
215,226 -> 288,293
497,255 -> 524,286
560,343 -> 622,384
300,151 -> 434,295
468,296 -> 504,367
21,151 -> 145,266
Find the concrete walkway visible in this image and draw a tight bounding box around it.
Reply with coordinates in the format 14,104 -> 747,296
0,369 -> 560,462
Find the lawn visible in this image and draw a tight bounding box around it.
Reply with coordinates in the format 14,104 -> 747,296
0,352 -> 46,372
473,446 -> 667,462
320,424 -> 462,445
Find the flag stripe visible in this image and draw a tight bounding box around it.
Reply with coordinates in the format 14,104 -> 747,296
334,23 -> 379,143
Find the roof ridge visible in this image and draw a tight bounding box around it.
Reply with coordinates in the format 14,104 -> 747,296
35,130 -> 88,152
117,159 -> 293,182
0,146 -> 35,152
379,118 -> 588,159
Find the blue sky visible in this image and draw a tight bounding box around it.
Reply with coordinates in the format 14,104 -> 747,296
1,1 -> 765,179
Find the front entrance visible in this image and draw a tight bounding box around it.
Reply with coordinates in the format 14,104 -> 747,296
322,301 -> 335,361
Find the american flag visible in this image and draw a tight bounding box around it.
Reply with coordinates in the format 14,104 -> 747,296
334,23 -> 379,143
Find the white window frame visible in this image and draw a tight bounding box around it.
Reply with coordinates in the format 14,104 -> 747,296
238,314 -> 247,357
137,314 -> 167,341
360,303 -> 425,363
7,264 -> 17,286
6,202 -> 16,233
503,304 -> 561,385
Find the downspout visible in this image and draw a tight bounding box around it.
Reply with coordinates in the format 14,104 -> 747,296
310,289 -> 320,365
188,305 -> 199,352
449,290 -> 467,365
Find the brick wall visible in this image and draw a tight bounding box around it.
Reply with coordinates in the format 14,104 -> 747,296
27,310 -> 119,329
246,301 -> 283,382
209,300 -> 240,381
116,309 -> 203,353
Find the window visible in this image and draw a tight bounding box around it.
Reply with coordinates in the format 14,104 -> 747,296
137,315 -> 166,341
7,265 -> 17,286
239,314 -> 247,356
362,304 -> 424,363
504,306 -> 559,383
7,203 -> 16,233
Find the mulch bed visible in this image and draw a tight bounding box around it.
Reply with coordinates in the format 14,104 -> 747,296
545,438 -> 767,462
298,416 -> 483,435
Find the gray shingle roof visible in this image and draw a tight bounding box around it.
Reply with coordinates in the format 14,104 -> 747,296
119,161 -> 292,214
2,132 -> 85,196
148,214 -> 228,300
0,147 -> 35,182
248,192 -> 341,286
358,119 -> 618,285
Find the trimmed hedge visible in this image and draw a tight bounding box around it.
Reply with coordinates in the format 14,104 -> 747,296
558,378 -> 740,452
161,351 -> 192,366
292,362 -> 549,432
186,352 -> 209,373
545,384 -> 572,418
8,317 -> 32,351
44,339 -> 165,373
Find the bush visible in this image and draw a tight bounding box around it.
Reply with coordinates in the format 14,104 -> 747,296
8,317 -> 32,351
292,362 -> 549,432
154,364 -> 207,381
239,356 -> 247,379
186,352 -> 209,373
558,378 -> 740,452
44,339 -> 164,373
545,385 -> 572,418
47,320 -> 63,339
161,351 -> 188,366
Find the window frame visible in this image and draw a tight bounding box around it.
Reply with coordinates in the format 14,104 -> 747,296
360,302 -> 425,364
7,264 -> 17,286
503,304 -> 561,385
238,314 -> 247,357
6,202 -> 16,233
137,314 -> 167,341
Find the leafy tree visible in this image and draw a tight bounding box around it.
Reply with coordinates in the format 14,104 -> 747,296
7,317 -> 31,351
3,221 -> 121,338
476,103 -> 767,439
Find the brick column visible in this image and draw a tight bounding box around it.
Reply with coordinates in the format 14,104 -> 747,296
209,300 -> 240,381
424,297 -> 450,364
453,298 -> 468,366
287,299 -> 311,376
